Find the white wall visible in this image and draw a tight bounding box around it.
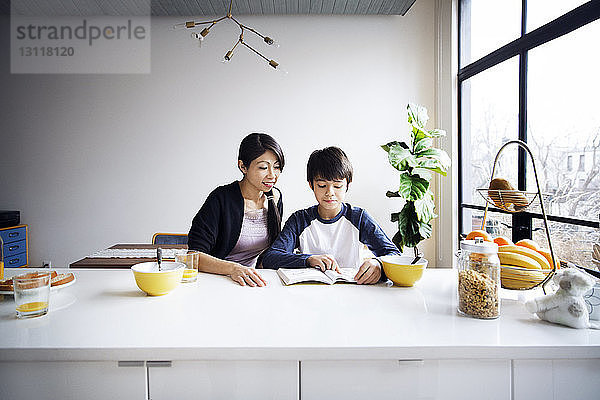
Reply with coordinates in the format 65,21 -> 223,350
0,0 -> 437,268
434,0 -> 458,268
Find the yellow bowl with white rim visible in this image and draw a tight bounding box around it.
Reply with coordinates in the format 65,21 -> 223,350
131,261 -> 185,296
380,255 -> 428,287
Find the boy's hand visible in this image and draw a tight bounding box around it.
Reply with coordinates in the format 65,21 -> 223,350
307,254 -> 340,273
354,259 -> 382,284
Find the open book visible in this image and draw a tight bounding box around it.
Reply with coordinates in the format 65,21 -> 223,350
277,268 -> 359,285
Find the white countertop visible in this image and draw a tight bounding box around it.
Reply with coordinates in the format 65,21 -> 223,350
0,268 -> 599,362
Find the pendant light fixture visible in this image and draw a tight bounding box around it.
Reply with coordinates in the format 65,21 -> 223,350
173,0 -> 280,69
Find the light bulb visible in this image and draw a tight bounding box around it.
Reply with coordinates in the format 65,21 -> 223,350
264,37 -> 280,48
268,60 -> 288,75
173,21 -> 196,30
191,32 -> 204,48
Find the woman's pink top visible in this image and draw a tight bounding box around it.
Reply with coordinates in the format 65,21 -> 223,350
225,208 -> 269,268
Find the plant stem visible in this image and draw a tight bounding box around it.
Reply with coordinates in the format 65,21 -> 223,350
411,246 -> 420,264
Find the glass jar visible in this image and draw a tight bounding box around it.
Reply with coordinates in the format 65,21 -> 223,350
457,238 -> 500,319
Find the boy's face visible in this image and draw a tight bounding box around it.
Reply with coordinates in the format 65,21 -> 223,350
311,177 -> 348,217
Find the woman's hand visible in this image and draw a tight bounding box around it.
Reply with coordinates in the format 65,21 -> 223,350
307,254 -> 340,273
229,264 -> 267,287
354,259 -> 382,284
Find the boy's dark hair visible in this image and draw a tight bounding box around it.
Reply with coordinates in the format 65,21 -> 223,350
307,146 -> 353,186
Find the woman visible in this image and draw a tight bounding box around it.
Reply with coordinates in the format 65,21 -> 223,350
188,133 -> 284,286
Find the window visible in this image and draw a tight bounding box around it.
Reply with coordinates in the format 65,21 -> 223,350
579,155 -> 585,172
526,0 -> 589,32
459,1 -> 600,266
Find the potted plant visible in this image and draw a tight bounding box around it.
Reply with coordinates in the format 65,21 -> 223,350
381,103 -> 451,260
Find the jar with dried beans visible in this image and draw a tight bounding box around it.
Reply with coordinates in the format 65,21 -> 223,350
457,238 -> 500,319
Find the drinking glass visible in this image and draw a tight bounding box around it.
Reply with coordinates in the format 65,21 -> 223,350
13,272 -> 51,318
175,250 -> 200,283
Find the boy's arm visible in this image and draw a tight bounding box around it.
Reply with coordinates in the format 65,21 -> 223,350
358,209 -> 401,257
357,209 -> 401,282
261,213 -> 312,269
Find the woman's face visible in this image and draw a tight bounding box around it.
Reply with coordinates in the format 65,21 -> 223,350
239,150 -> 282,192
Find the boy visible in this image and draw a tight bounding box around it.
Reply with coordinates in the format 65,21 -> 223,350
262,146 -> 400,284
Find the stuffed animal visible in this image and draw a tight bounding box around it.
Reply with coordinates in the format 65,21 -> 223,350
525,268 -> 600,329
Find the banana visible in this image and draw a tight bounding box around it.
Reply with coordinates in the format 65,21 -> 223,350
498,251 -> 542,270
500,264 -> 547,289
501,266 -> 545,280
498,245 -> 551,270
537,248 -> 560,269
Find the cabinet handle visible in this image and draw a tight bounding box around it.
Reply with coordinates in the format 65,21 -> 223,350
118,361 -> 145,367
398,359 -> 424,366
8,232 -> 18,237
9,245 -> 20,251
9,259 -> 18,265
146,361 -> 172,368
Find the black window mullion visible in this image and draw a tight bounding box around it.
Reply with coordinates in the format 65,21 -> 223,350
514,0 -> 531,242
463,204 -> 600,229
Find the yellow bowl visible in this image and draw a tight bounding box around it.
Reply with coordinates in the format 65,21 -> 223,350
131,262 -> 185,296
380,255 -> 428,287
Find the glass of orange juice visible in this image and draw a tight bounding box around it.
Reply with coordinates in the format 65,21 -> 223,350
175,250 -> 200,283
13,272 -> 51,318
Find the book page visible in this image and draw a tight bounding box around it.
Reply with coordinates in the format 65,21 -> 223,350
277,268 -> 333,285
324,268 -> 359,283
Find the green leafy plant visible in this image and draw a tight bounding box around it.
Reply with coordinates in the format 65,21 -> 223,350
382,103 -> 451,257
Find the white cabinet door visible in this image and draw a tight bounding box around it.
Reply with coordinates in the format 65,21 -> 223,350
514,359 -> 600,400
301,359 -> 511,400
0,361 -> 147,400
148,360 -> 298,400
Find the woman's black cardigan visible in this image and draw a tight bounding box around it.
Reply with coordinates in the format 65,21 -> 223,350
187,181 -> 283,260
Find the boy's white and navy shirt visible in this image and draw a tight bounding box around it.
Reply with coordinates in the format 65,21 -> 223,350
262,203 -> 400,271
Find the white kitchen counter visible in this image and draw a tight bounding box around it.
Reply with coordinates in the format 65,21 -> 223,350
1,268 -> 599,362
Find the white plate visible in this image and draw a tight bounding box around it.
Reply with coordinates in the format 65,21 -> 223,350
0,275 -> 76,295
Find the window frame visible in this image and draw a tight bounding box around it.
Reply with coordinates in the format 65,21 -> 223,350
457,0 -> 600,240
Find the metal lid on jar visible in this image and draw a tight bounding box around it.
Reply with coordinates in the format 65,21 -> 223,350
460,238 -> 499,254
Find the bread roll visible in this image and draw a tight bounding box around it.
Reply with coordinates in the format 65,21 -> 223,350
51,273 -> 75,287
488,178 -> 528,210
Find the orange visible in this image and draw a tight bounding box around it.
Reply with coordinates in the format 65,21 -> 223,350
493,236 -> 513,247
515,239 -> 540,251
537,248 -> 560,269
465,230 -> 493,242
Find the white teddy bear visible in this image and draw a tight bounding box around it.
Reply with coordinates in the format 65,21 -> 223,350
525,268 -> 600,329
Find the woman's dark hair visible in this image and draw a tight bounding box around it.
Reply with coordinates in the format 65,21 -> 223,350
307,146 -> 353,187
238,133 -> 285,244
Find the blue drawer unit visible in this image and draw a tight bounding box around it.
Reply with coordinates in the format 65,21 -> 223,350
4,240 -> 26,258
0,225 -> 28,268
0,225 -> 26,244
